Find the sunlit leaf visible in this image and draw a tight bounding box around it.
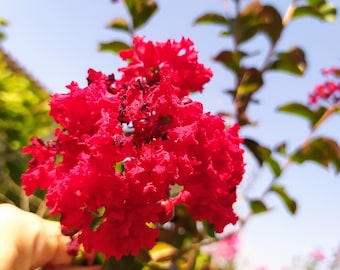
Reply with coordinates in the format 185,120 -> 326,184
149,242 -> 178,262
291,137 -> 340,172
319,3 -> 337,22
271,184 -> 297,214
125,0 -> 158,29
268,47 -> 307,75
99,40 -> 130,54
250,200 -> 267,214
293,3 -> 337,22
307,0 -> 325,5
278,102 -> 328,128
107,17 -> 130,33
194,12 -> 228,25
244,138 -> 282,177
237,68 -> 263,95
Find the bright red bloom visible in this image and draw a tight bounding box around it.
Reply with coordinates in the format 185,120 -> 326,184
21,37 -> 244,259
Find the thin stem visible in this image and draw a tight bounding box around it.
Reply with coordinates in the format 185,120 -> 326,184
283,0 -> 298,26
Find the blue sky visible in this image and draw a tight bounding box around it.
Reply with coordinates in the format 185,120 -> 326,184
1,1 -> 339,269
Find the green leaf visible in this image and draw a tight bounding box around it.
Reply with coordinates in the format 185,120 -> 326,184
291,137 -> 340,172
268,47 -> 307,75
307,0 -> 325,6
244,138 -> 282,177
293,3 -> 337,22
107,17 -> 130,33
237,68 -> 263,95
258,5 -> 283,44
212,50 -> 247,75
250,200 -> 267,214
194,13 -> 228,25
271,184 -> 297,214
99,40 -> 130,54
318,3 -> 337,22
232,2 -> 282,45
202,220 -> 215,238
125,0 -> 158,29
278,102 -> 328,128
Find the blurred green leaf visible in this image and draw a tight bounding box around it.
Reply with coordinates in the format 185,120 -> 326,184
271,184 -> 297,214
213,50 -> 247,75
0,49 -> 54,209
202,220 -> 215,238
258,5 -> 283,44
194,12 -> 228,25
234,1 -> 263,44
307,0 -> 325,5
125,0 -> 158,29
99,41 -> 131,54
244,138 -> 282,177
107,17 -> 130,33
250,200 -> 267,214
291,137 -> 340,172
149,241 -> 178,262
278,102 -> 328,128
232,2 -> 282,45
237,68 -> 263,95
268,47 -> 307,75
274,142 -> 287,155
293,3 -> 336,22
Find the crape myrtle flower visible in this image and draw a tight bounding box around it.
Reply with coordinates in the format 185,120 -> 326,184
21,37 -> 245,259
308,66 -> 340,106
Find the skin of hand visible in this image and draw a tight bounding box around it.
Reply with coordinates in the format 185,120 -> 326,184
0,203 -> 101,270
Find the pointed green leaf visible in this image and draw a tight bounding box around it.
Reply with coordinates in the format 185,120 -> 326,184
244,138 -> 282,177
258,5 -> 283,44
278,102 -> 328,127
194,12 -> 228,25
269,47 -> 307,75
99,40 -> 131,54
291,137 -> 340,172
125,0 -> 158,29
237,68 -> 263,94
250,200 -> 267,214
271,184 -> 297,214
107,17 -> 130,33
213,50 -> 247,74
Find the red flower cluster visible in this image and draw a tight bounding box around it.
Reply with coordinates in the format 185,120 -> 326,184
21,37 -> 245,259
308,67 -> 340,105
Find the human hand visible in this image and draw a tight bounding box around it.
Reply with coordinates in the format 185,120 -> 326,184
0,203 -> 101,270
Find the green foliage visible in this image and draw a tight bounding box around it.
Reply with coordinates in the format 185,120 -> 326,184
0,49 -> 53,209
100,0 -> 158,55
270,184 -> 297,214
250,199 -> 268,214
243,138 -> 282,177
268,47 -> 307,76
291,137 -> 340,173
99,40 -> 131,54
125,0 -> 158,29
278,102 -> 328,128
293,1 -> 337,22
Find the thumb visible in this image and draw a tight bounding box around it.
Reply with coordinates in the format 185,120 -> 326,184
0,204 -> 73,270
